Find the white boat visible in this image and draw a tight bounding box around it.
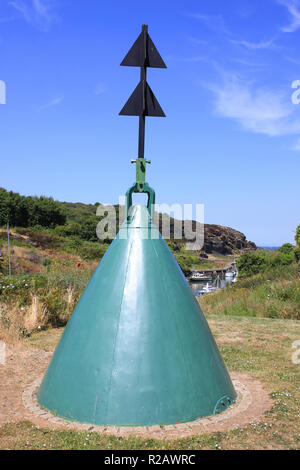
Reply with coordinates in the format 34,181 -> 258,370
225,270 -> 235,278
190,272 -> 212,282
198,283 -> 217,295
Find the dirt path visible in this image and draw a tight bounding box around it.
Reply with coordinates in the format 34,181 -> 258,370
0,346 -> 51,426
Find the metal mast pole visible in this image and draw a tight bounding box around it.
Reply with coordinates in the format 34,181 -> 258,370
119,24 -> 166,215
138,24 -> 147,158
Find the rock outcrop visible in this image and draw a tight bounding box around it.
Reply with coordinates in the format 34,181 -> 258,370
203,224 -> 256,255
157,214 -> 256,255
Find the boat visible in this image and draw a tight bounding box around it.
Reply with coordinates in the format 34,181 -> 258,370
189,272 -> 212,282
198,283 -> 218,295
225,270 -> 235,278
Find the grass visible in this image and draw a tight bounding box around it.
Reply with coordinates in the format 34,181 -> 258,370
0,261 -> 95,338
200,264 -> 300,320
0,421 -> 226,450
1,314 -> 300,449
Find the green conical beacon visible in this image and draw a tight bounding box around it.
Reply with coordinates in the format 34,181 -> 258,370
37,25 -> 236,427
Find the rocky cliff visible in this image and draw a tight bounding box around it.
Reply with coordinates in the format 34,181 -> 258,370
203,224 -> 256,255
158,214 -> 256,255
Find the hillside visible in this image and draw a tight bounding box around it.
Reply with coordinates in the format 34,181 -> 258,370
58,200 -> 256,255
0,190 -> 257,277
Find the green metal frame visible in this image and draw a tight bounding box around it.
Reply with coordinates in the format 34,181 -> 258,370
126,158 -> 155,219
126,183 -> 155,219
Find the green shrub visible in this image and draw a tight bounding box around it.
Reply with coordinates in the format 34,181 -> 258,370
78,241 -> 107,260
237,249 -> 296,278
54,223 -> 81,238
270,252 -> 295,267
237,252 -> 268,277
77,217 -> 99,242
278,243 -> 295,255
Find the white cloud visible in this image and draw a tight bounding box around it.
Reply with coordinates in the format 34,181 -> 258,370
9,0 -> 31,22
278,0 -> 300,32
9,0 -> 56,30
187,12 -> 228,34
231,58 -> 266,67
285,56 -> 300,65
206,76 -> 300,137
230,38 -> 275,50
38,95 -> 64,111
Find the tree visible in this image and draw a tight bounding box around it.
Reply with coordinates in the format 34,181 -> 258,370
0,189 -> 66,228
296,224 -> 300,247
278,243 -> 294,255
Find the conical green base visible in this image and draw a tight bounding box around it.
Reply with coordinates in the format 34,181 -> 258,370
37,205 -> 236,426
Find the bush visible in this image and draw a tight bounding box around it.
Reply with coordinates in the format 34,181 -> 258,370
78,241 -> 107,260
77,217 -> 99,242
270,252 -> 295,267
54,223 -> 81,238
237,252 -> 268,277
278,243 -> 295,255
237,248 -> 296,278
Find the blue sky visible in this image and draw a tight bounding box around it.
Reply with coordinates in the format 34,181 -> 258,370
1,0 -> 300,246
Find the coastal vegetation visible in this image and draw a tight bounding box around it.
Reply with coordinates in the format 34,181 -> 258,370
200,229 -> 300,321
200,263 -> 299,320
236,245 -> 297,278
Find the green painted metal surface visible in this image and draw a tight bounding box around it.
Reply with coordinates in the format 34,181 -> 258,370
37,204 -> 236,426
126,183 -> 155,219
131,158 -> 151,190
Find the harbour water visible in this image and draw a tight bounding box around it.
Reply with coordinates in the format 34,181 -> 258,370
189,275 -> 236,297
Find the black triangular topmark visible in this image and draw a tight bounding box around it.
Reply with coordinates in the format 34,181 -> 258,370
119,25 -> 166,158
119,81 -> 165,117
120,32 -> 166,68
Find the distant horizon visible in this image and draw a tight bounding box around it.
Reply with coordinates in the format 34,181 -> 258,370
258,246 -> 281,249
